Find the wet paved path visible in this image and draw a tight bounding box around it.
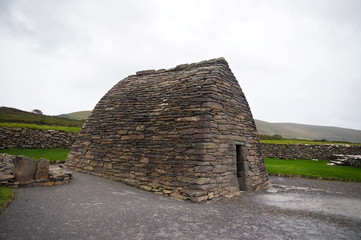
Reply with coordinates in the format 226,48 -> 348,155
1,171 -> 360,240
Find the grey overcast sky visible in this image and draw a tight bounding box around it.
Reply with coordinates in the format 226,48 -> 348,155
1,0 -> 360,130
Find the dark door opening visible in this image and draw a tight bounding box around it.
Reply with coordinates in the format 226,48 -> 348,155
236,145 -> 247,191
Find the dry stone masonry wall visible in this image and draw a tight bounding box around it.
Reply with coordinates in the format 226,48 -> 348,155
262,143 -> 361,160
0,127 -> 77,149
66,58 -> 268,202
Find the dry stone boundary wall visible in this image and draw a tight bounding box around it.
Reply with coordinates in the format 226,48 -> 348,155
2,127 -> 360,163
262,143 -> 361,160
2,126 -> 361,162
0,127 -> 77,149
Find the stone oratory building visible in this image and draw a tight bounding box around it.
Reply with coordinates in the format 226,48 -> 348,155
66,58 -> 267,202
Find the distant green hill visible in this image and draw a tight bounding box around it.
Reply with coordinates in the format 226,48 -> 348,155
2,107 -> 361,143
58,111 -> 91,120
255,119 -> 361,143
0,107 -> 84,127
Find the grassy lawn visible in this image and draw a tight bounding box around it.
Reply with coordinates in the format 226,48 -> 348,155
0,149 -> 70,162
0,186 -> 13,211
260,139 -> 361,146
0,123 -> 81,133
265,158 -> 361,181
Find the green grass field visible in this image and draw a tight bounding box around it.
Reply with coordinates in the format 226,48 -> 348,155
0,186 -> 13,211
0,149 -> 70,162
265,158 -> 361,181
0,123 -> 81,133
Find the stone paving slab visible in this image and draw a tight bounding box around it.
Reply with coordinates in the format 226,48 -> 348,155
0,171 -> 360,240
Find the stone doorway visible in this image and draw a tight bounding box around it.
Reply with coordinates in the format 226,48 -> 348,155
236,145 -> 247,191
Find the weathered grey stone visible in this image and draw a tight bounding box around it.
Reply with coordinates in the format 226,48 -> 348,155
170,192 -> 187,200
35,158 -> 49,181
180,189 -> 207,197
194,166 -> 214,173
50,172 -> 67,180
190,195 -> 209,203
201,102 -> 224,110
136,69 -> 156,76
330,154 -> 361,168
213,165 -> 228,173
140,185 -> 152,191
13,156 -> 38,183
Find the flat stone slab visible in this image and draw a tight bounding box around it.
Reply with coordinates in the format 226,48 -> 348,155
35,158 -> 49,181
13,156 -> 38,183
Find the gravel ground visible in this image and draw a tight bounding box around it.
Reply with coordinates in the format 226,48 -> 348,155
0,171 -> 360,240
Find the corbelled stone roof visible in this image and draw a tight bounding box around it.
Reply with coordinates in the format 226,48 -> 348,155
66,57 -> 267,202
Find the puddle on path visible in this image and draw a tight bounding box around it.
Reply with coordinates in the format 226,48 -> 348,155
255,184 -> 361,220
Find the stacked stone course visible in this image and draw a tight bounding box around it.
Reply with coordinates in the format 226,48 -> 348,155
66,58 -> 268,202
0,128 -> 77,149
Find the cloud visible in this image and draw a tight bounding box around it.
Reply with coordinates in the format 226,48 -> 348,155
0,0 -> 360,130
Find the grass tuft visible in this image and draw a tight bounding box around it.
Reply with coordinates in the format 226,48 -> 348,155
0,186 -> 13,211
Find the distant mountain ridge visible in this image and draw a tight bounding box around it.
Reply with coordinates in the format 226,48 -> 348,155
57,111 -> 92,120
2,107 -> 359,143
59,110 -> 361,143
255,119 -> 361,143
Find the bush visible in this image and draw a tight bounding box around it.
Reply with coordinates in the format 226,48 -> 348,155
259,134 -> 284,140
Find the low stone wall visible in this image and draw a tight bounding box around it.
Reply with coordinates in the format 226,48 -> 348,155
261,143 -> 361,160
0,127 -> 77,149
2,126 -> 360,164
